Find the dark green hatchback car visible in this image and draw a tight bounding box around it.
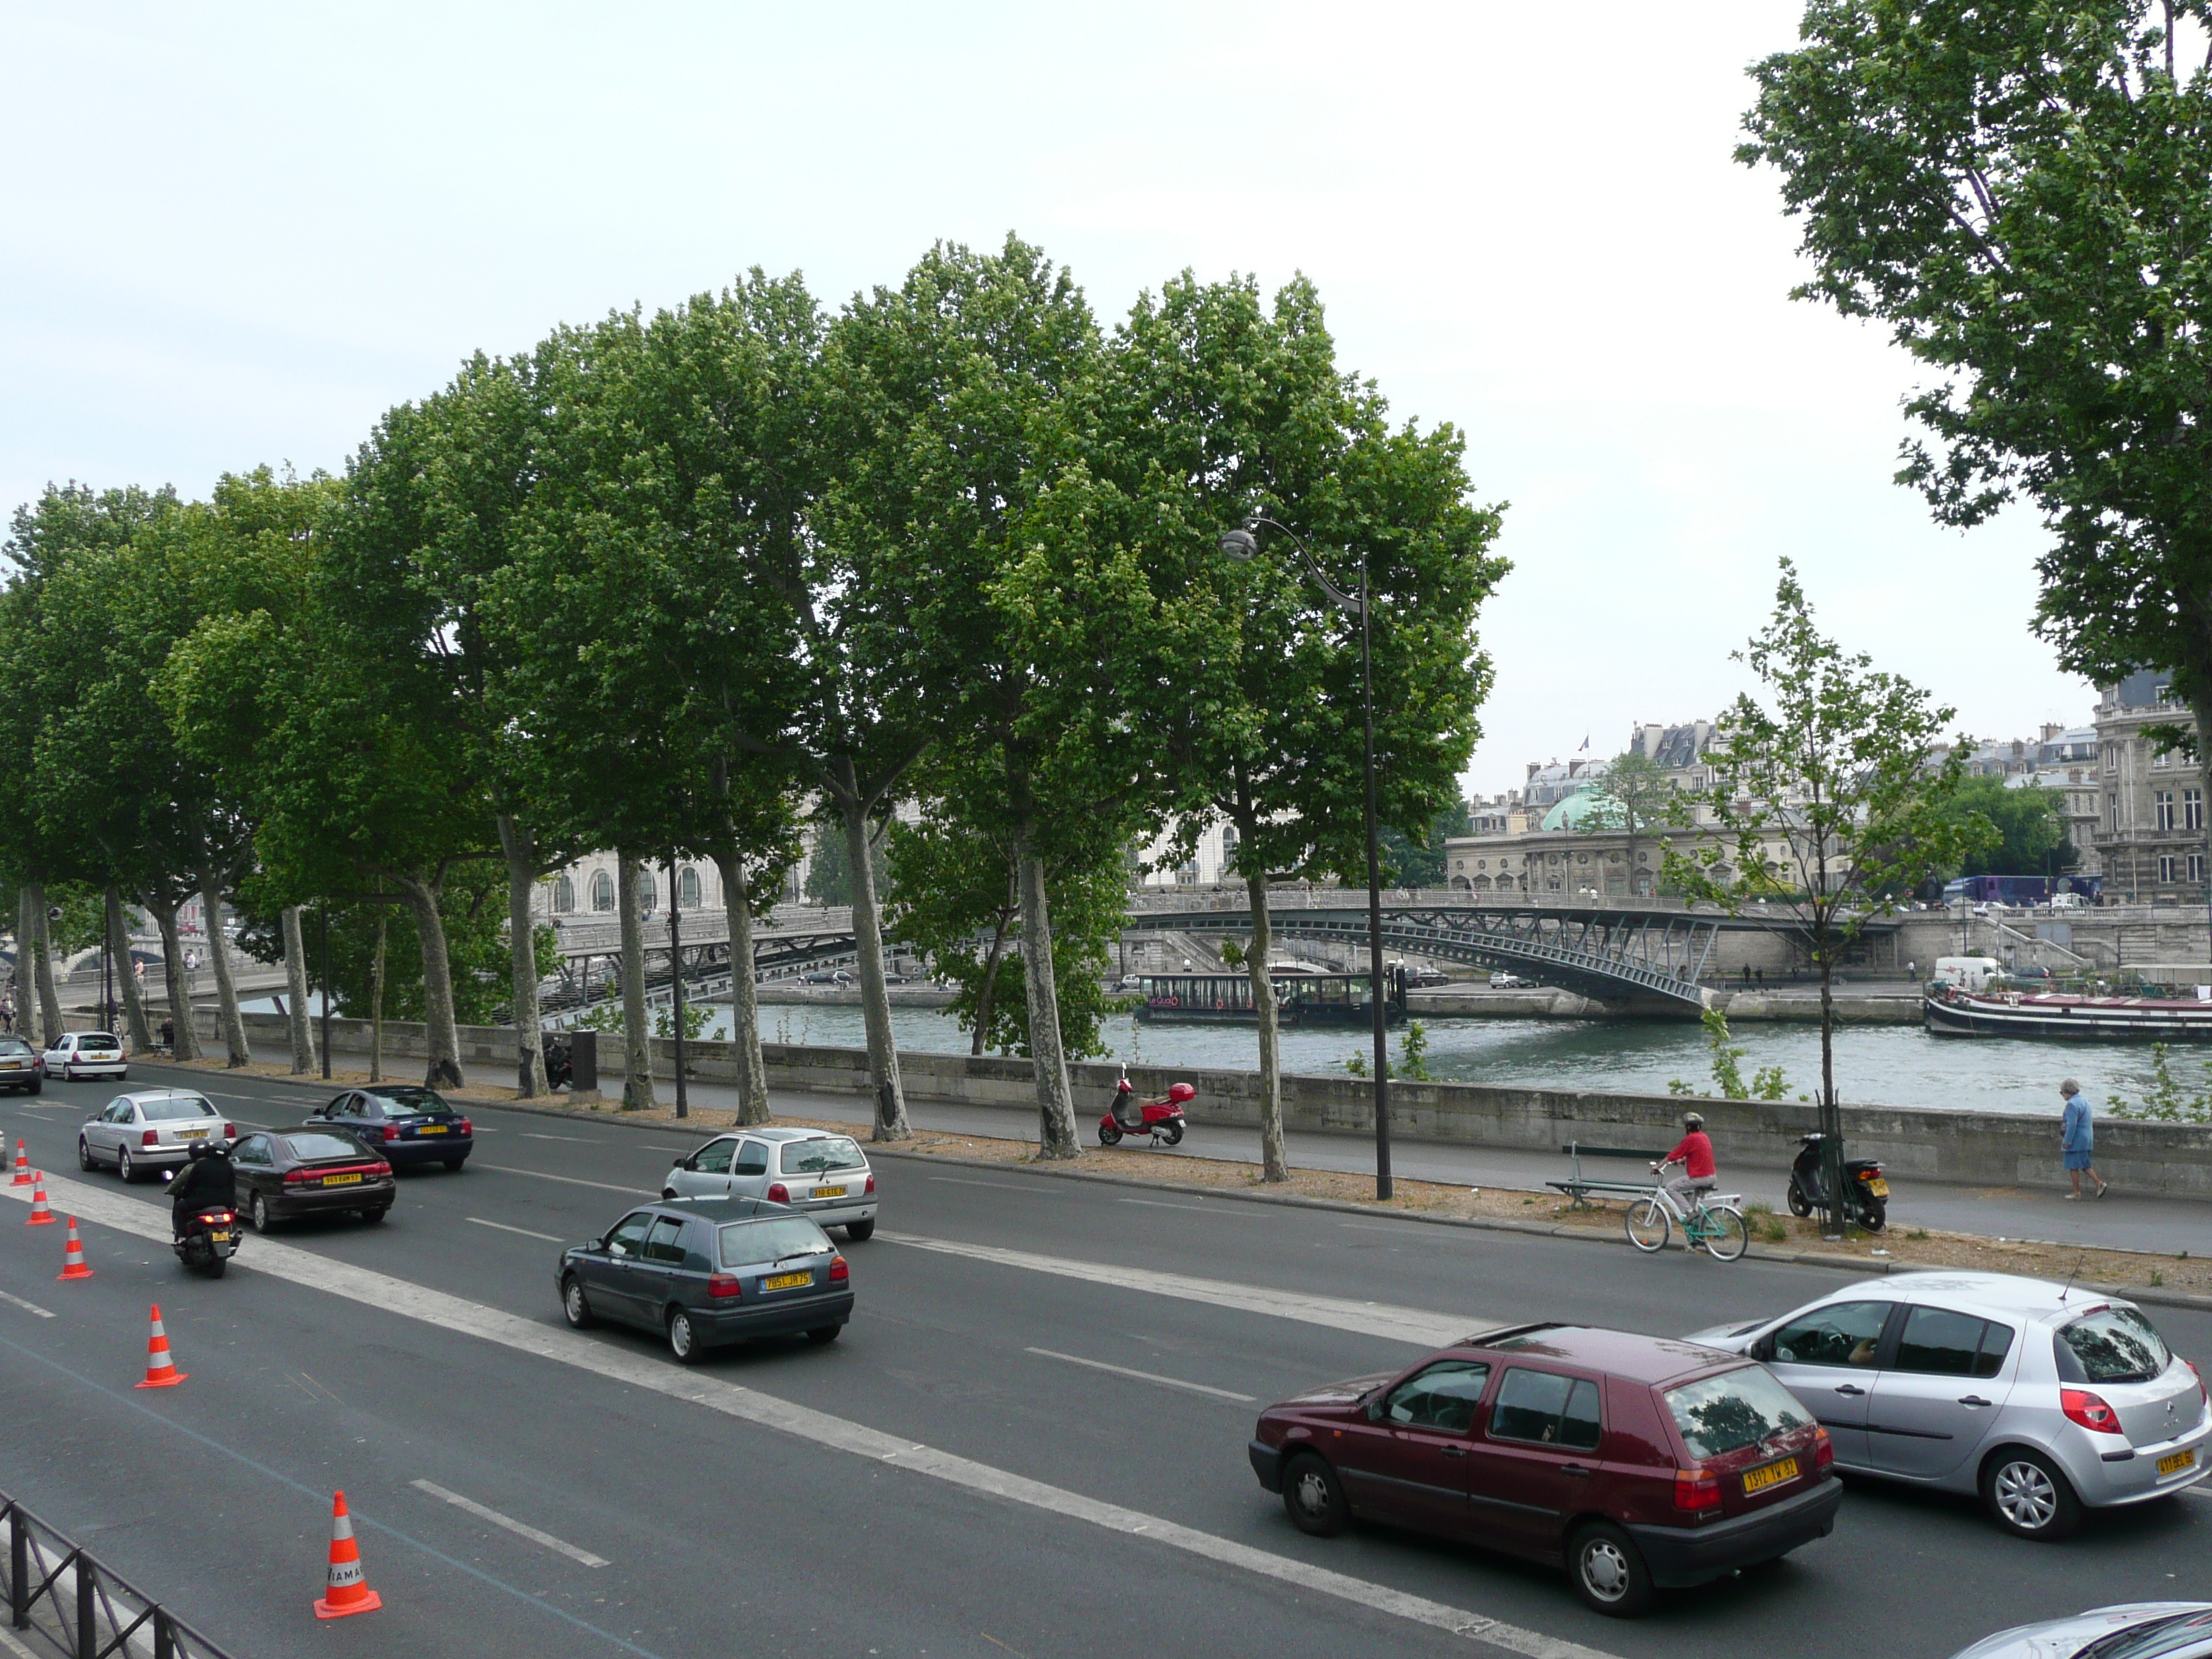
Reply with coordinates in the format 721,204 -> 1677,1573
556,1197 -> 853,1362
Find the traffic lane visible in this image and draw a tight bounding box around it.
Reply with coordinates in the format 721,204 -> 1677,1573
0,1214 -> 1500,1659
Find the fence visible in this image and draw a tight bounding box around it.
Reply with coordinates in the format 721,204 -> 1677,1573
1,1493 -> 233,1659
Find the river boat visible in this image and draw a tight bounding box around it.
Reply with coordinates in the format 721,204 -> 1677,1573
1132,970 -> 1407,1026
1924,983 -> 2212,1042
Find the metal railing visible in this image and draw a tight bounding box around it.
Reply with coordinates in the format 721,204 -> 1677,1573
1,1493 -> 233,1659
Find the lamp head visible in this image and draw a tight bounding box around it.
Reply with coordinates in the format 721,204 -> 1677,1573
1217,526 -> 1260,561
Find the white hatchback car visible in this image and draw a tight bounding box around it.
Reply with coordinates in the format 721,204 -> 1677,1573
42,1031 -> 127,1082
78,1089 -> 238,1183
1690,1272 -> 2208,1539
662,1126 -> 877,1241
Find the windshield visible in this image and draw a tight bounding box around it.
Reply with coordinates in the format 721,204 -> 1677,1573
779,1136 -> 866,1175
718,1218 -> 835,1269
369,1088 -> 450,1118
2056,1307 -> 2172,1385
142,1096 -> 218,1122
283,1131 -> 372,1163
2081,1612 -> 2212,1659
1665,1367 -> 1814,1460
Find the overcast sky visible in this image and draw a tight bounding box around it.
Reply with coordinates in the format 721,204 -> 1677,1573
0,1 -> 2095,795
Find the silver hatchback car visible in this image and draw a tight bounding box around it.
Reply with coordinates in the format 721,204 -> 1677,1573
1689,1271 -> 2208,1539
78,1089 -> 237,1183
662,1126 -> 877,1241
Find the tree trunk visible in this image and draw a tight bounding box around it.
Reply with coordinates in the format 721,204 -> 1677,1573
397,873 -> 464,1088
498,816 -> 550,1098
1246,869 -> 1288,1182
617,853 -> 655,1111
1015,829 -> 1080,1159
14,885 -> 40,1048
280,905 -> 315,1074
715,848 -> 770,1125
971,911 -> 1012,1057
194,864 -> 251,1066
838,781 -> 909,1141
369,912 -> 387,1084
149,897 -> 199,1059
27,883 -> 63,1045
107,888 -> 152,1053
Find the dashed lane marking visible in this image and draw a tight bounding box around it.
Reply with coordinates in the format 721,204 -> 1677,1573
411,1479 -> 611,1568
1024,1346 -> 1255,1402
1118,1197 -> 1260,1218
476,1164 -> 653,1195
9,1171 -> 1617,1659
468,1216 -> 565,1243
0,1289 -> 55,1318
521,1133 -> 595,1143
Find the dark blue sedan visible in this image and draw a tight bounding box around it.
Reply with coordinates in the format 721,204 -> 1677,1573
303,1086 -> 473,1171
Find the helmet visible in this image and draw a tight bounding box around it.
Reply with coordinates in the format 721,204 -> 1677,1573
1681,1112 -> 1706,1129
186,1142 -> 211,1162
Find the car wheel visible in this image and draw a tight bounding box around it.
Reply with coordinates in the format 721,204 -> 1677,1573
1568,1521 -> 1654,1617
845,1218 -> 876,1242
359,1207 -> 389,1224
250,1192 -> 274,1233
1280,1453 -> 1349,1538
27,1074 -> 42,1094
442,1156 -> 466,1172
1982,1447 -> 2081,1540
117,1147 -> 136,1184
667,1307 -> 703,1364
806,1325 -> 842,1344
562,1275 -> 595,1330
78,1137 -> 96,1172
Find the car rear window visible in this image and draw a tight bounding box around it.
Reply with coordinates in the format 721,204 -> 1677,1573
718,1218 -> 835,1268
282,1132 -> 372,1162
0,1040 -> 30,1056
78,1034 -> 120,1051
2056,1306 -> 2172,1385
369,1088 -> 449,1118
1664,1367 -> 1814,1461
142,1097 -> 218,1121
2080,1611 -> 2212,1659
779,1136 -> 866,1175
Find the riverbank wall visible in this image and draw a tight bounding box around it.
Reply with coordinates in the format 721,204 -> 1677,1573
1406,987 -> 1923,1024
192,1008 -> 2212,1202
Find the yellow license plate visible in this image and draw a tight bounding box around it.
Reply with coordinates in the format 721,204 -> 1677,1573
1743,1457 -> 1799,1495
1865,1178 -> 1890,1197
762,1270 -> 812,1290
417,1125 -> 448,1134
178,1128 -> 209,1140
323,1172 -> 364,1187
208,1231 -> 232,1243
1,1062 -> 21,1069
2158,1449 -> 2197,1478
814,1186 -> 846,1200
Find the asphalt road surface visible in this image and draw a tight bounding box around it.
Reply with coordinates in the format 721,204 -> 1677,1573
0,1061 -> 2204,1659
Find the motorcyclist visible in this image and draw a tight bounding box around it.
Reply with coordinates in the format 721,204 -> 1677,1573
167,1141 -> 236,1233
1653,1111 -> 1717,1212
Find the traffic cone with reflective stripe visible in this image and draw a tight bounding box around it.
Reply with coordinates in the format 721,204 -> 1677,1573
55,1217 -> 91,1280
9,1140 -> 27,1185
312,1491 -> 381,1619
133,1303 -> 186,1388
24,1173 -> 53,1225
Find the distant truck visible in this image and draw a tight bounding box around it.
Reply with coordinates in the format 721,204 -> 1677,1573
1940,874 -> 2100,908
1930,956 -> 2004,992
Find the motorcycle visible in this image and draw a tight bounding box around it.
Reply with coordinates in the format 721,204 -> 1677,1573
1786,1132 -> 1889,1231
171,1203 -> 241,1278
1097,1068 -> 1192,1148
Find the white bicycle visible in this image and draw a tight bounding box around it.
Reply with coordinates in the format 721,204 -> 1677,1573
1624,1161 -> 1749,1261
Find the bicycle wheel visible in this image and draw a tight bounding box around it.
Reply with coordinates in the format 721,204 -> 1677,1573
1700,1205 -> 1749,1262
1624,1197 -> 1672,1253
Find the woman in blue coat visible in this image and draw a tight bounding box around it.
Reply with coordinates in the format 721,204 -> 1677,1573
2059,1078 -> 2108,1200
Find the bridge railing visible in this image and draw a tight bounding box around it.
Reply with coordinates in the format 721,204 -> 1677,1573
1,1491 -> 233,1659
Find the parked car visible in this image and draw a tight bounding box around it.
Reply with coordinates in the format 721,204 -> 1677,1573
799,970 -> 853,986
302,1086 -> 473,1171
1687,1271 -> 2209,1539
78,1089 -> 236,1182
1406,968 -> 1452,988
663,1126 -> 876,1240
230,1126 -> 396,1229
1246,1321 -> 1840,1617
40,1031 -> 127,1083
1489,971 -> 1534,989
1950,1604 -> 2212,1659
556,1197 -> 853,1360
0,1035 -> 41,1094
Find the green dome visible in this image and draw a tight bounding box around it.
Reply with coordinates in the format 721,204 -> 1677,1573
1540,790 -> 1621,832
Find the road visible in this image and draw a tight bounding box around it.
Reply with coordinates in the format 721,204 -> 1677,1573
0,1061 -> 2203,1659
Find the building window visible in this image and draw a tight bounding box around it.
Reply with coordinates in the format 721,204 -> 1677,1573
679,866 -> 702,909
2155,750 -> 2171,769
2160,854 -> 2177,884
2110,795 -> 2121,832
2188,790 -> 2203,832
2193,853 -> 2208,885
590,871 -> 615,912
2157,791 -> 2176,832
554,875 -> 575,913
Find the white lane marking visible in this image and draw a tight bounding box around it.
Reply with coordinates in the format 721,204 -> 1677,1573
1118,1197 -> 1257,1218
1024,1346 -> 1255,1403
0,1289 -> 55,1318
410,1479 -> 610,1568
929,1177 -> 1048,1193
467,1217 -> 564,1244
10,1171 -> 1618,1659
476,1164 -> 652,1195
521,1133 -> 594,1143
880,1232 -> 1481,1349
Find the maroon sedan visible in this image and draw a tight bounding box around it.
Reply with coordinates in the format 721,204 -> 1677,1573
1247,1322 -> 1840,1617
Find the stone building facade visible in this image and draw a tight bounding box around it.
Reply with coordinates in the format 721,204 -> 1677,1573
2092,670 -> 2210,905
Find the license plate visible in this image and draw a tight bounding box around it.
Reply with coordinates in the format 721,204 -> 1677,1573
1865,1177 -> 1890,1197
323,1172 -> 364,1187
416,1125 -> 448,1135
813,1186 -> 846,1200
2159,1449 -> 2197,1478
208,1230 -> 233,1243
761,1270 -> 812,1291
1,1062 -> 21,1070
1743,1457 -> 1799,1496
177,1128 -> 209,1141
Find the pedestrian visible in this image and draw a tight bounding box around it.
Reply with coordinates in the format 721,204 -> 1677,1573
2059,1078 -> 2108,1200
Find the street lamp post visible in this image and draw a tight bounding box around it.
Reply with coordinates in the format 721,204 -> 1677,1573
1218,519 -> 1394,1200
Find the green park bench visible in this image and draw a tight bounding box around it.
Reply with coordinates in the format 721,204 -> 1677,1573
1547,1141 -> 1672,1210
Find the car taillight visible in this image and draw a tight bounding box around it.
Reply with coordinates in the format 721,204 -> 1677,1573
282,1169 -> 317,1185
829,1256 -> 850,1283
381,1125 -> 399,1142
367,1161 -> 392,1177
767,1183 -> 789,1203
1673,1469 -> 1721,1513
222,1123 -> 236,1139
142,1130 -> 159,1147
708,1273 -> 742,1299
2189,1361 -> 2207,1405
864,1174 -> 876,1195
1813,1427 -> 1834,1471
457,1118 -> 472,1136
2062,1388 -> 2123,1434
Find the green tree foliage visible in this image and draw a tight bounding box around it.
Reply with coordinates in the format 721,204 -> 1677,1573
1380,800 -> 1475,889
1668,1007 -> 1796,1100
1740,3 -> 2212,778
297,874 -> 558,1026
2108,1043 -> 2212,1124
1930,774 -> 2077,878
803,816 -> 889,908
1574,748 -> 1674,897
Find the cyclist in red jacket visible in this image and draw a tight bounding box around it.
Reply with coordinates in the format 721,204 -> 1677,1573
1654,1112 -> 1717,1210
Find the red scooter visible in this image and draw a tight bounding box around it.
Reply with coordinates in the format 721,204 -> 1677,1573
1098,1067 -> 1192,1148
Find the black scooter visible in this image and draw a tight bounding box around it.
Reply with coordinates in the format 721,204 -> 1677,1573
171,1203 -> 242,1278
1786,1132 -> 1889,1231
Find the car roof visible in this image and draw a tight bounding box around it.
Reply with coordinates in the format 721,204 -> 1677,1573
1811,1269 -> 2132,1323
1455,1323 -> 1745,1385
648,1196 -> 802,1222
733,1126 -> 858,1145
117,1088 -> 214,1105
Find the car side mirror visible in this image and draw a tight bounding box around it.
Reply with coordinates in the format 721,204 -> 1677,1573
1749,1334 -> 1774,1362
678,1155 -> 696,1171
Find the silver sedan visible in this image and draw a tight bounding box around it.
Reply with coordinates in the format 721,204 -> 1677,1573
1950,1604 -> 2212,1659
78,1089 -> 236,1183
662,1126 -> 877,1241
1689,1269 -> 2208,1539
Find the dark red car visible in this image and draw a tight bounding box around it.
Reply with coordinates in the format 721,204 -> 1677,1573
1246,1322 -> 1840,1617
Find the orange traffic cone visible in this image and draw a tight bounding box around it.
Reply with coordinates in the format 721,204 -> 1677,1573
312,1491 -> 382,1619
133,1304 -> 186,1389
24,1172 -> 53,1226
55,1217 -> 92,1280
9,1139 -> 27,1184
